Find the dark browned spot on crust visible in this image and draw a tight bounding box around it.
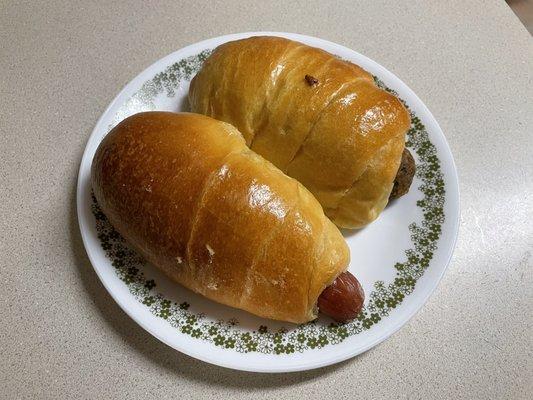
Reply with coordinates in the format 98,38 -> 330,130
305,74 -> 319,86
390,148 -> 416,200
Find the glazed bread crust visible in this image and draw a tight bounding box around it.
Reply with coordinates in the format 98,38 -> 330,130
189,36 -> 411,228
91,112 -> 349,323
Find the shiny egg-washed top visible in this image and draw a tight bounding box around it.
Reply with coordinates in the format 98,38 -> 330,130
91,112 -> 349,323
189,36 -> 411,228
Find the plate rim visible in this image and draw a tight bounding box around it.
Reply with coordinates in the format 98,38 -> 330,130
76,31 -> 460,373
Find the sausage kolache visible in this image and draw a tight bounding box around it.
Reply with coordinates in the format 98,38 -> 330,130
92,112 -> 365,323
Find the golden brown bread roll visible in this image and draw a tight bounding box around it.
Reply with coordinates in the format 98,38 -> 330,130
189,36 -> 411,228
91,112 -> 351,323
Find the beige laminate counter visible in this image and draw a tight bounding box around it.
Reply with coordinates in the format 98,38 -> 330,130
1,1 -> 532,398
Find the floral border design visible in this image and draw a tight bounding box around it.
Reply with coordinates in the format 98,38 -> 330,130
91,51 -> 446,354
112,50 -> 212,126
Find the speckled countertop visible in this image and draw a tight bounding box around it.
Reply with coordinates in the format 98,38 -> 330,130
1,1 -> 532,399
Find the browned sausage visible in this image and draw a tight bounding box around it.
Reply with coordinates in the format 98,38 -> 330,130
318,271 -> 365,322
390,148 -> 416,200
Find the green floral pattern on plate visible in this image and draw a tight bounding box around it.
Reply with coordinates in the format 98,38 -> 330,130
92,50 -> 446,354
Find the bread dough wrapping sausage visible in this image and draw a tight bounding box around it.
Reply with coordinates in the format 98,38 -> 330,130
91,112 -> 364,323
189,36 -> 414,229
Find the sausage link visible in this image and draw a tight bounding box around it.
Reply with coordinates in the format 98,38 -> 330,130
318,271 -> 365,322
390,148 -> 416,200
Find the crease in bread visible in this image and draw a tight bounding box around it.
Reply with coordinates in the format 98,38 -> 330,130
239,161 -> 299,308
328,135 -> 403,225
283,77 -> 370,173
248,42 -> 303,147
91,112 -> 349,323
299,185 -> 325,318
185,147 -> 245,281
189,36 -> 411,229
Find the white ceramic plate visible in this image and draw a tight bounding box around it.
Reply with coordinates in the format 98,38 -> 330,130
77,32 -> 459,373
